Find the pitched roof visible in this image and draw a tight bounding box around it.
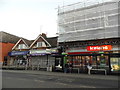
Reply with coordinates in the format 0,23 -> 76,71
47,37 -> 58,47
0,31 -> 58,48
0,31 -> 33,45
22,38 -> 33,46
12,38 -> 33,50
30,33 -> 58,48
30,34 -> 51,48
0,31 -> 20,44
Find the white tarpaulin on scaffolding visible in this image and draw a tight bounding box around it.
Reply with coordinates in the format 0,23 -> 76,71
58,1 -> 119,42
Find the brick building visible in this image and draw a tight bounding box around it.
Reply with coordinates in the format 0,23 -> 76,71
0,31 -> 20,65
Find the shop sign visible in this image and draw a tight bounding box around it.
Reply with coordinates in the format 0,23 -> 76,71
46,49 -> 58,54
8,51 -> 29,56
30,49 -> 58,56
99,52 -> 104,54
30,53 -> 46,56
30,50 -> 50,54
62,52 -> 68,55
51,49 -> 58,53
87,45 -> 112,51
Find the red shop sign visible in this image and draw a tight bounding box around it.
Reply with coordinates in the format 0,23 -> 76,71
87,45 -> 112,51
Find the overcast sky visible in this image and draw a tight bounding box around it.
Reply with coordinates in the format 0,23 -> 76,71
0,0 -> 113,40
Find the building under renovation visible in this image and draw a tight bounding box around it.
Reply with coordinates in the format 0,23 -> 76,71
58,1 -> 119,42
57,1 -> 120,74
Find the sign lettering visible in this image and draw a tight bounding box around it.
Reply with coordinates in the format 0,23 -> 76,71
87,45 -> 112,51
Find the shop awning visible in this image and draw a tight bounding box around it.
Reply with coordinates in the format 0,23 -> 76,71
8,51 -> 29,56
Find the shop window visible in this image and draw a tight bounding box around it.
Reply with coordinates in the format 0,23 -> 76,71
97,55 -> 109,66
71,56 -> 80,68
92,56 -> 97,65
110,57 -> 120,72
96,56 -> 101,65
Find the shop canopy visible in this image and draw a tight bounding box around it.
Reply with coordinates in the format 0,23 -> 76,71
8,51 -> 29,56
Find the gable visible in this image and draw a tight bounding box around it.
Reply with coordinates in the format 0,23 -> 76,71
16,41 -> 28,49
37,38 -> 43,42
12,39 -> 29,50
30,35 -> 51,48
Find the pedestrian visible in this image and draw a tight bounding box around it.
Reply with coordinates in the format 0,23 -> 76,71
64,60 -> 69,73
69,62 -> 73,73
87,64 -> 92,75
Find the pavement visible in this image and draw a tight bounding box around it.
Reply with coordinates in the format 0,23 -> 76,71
2,70 -> 119,81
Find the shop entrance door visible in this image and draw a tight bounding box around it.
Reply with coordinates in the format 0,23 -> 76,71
96,55 -> 109,71
55,57 -> 63,71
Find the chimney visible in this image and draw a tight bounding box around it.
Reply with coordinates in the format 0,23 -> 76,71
41,33 -> 47,38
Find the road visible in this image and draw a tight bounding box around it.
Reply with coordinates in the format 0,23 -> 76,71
2,70 -> 119,88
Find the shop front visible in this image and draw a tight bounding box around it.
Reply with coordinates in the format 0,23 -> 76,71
50,49 -> 64,71
8,51 -> 29,66
65,45 -> 120,74
54,55 -> 64,71
29,49 -> 55,69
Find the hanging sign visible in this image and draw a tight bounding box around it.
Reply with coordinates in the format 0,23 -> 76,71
87,45 -> 112,51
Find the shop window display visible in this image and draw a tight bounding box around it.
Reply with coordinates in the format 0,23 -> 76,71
110,57 -> 120,72
69,56 -> 92,69
67,55 -> 109,68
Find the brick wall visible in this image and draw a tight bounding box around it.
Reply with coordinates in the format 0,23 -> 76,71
0,42 -> 15,63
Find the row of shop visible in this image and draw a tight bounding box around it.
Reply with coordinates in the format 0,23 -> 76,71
7,49 -> 58,69
6,38 -> 120,74
54,45 -> 120,74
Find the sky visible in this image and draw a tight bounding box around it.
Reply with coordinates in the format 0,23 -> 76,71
0,0 -> 113,40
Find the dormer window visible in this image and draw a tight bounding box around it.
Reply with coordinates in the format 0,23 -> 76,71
18,44 -> 27,49
37,42 -> 46,47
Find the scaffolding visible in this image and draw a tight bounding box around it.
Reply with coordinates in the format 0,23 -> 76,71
58,0 -> 119,43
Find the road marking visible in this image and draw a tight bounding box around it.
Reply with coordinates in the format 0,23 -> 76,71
56,82 -> 96,88
78,85 -> 96,88
56,82 -> 67,86
28,74 -> 38,77
34,79 -> 45,83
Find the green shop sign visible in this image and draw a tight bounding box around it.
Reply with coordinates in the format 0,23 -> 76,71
62,52 -> 68,55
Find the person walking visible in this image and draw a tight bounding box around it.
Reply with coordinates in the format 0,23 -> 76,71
69,62 -> 73,73
64,60 -> 69,73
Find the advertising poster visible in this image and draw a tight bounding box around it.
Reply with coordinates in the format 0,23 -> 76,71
110,57 -> 120,72
100,56 -> 106,66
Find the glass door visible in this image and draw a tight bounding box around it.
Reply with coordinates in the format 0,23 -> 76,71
96,55 -> 109,69
55,57 -> 63,71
